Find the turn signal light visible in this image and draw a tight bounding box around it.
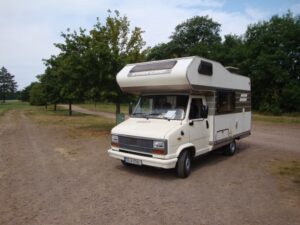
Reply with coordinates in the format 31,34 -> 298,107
111,143 -> 119,148
152,149 -> 165,155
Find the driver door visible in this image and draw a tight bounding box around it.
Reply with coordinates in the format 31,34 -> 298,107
188,97 -> 210,152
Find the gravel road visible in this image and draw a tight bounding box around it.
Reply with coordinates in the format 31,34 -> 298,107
0,110 -> 300,225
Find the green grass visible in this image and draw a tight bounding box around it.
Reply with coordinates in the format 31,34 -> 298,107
0,101 -> 114,136
271,158 -> 300,188
0,101 -> 33,116
252,113 -> 300,124
77,102 -> 128,114
278,161 -> 300,184
26,105 -> 115,136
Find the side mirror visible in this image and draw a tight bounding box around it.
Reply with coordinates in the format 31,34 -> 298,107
200,105 -> 208,118
189,120 -> 194,126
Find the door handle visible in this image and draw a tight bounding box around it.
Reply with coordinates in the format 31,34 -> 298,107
206,120 -> 209,129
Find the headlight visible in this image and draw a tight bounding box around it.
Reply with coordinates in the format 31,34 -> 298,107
153,141 -> 165,149
111,135 -> 119,144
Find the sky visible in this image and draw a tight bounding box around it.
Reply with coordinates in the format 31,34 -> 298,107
1,0 -> 300,90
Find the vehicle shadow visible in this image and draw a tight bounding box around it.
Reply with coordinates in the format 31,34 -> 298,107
191,141 -> 250,171
115,141 -> 251,180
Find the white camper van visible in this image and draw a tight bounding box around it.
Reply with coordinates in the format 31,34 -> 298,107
108,56 -> 251,178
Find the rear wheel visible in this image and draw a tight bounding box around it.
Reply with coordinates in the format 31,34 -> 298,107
176,150 -> 191,178
223,140 -> 236,156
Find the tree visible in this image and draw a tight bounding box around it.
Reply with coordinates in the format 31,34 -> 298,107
146,41 -> 183,60
29,82 -> 47,106
243,12 -> 300,113
214,34 -> 245,67
147,15 -> 222,60
40,57 -> 65,111
0,67 -> 17,103
171,15 -> 221,48
47,28 -> 92,115
20,84 -> 34,102
146,12 -> 300,114
40,10 -> 146,115
90,10 -> 146,113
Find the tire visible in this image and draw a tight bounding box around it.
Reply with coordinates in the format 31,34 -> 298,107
176,150 -> 191,178
223,140 -> 236,156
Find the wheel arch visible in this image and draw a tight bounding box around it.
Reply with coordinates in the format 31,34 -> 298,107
176,143 -> 196,158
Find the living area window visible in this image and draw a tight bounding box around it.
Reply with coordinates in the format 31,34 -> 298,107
217,91 -> 235,113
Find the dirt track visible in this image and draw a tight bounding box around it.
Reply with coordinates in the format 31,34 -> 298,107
58,104 -> 117,119
0,110 -> 300,225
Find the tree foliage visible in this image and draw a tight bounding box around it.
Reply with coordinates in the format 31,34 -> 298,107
23,11 -> 300,114
147,12 -> 300,114
147,15 -> 222,60
242,12 -> 300,113
37,10 -> 146,115
90,10 -> 146,112
29,82 -> 47,106
20,83 -> 34,102
0,67 -> 17,103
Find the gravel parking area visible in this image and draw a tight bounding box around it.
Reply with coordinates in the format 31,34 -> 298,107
0,110 -> 299,225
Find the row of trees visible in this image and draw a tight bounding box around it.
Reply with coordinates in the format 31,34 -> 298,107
0,67 -> 17,103
24,10 -> 146,115
147,12 -> 300,114
23,10 -> 300,115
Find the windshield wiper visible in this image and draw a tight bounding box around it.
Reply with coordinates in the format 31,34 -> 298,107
162,115 -> 172,121
148,113 -> 161,116
144,112 -> 162,120
131,112 -> 146,117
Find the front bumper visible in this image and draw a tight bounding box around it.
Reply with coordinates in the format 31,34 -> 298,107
107,149 -> 177,169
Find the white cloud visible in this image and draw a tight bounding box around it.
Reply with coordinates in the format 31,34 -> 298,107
176,0 -> 225,8
245,7 -> 268,20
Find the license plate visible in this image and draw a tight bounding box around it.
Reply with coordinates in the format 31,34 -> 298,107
124,157 -> 142,166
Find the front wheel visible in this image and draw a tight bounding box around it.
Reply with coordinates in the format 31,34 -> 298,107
176,150 -> 191,178
223,140 -> 236,156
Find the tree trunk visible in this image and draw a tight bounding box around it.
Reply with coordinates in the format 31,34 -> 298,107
116,101 -> 121,114
94,100 -> 97,109
54,104 -> 57,111
45,103 -> 48,110
69,101 -> 72,116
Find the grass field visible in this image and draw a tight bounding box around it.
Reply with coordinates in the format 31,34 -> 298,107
26,106 -> 115,136
270,158 -> 300,191
252,113 -> 300,124
0,101 -> 33,116
77,102 -> 129,114
0,101 -> 115,136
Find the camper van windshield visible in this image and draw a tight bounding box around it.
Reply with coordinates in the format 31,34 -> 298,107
132,95 -> 189,120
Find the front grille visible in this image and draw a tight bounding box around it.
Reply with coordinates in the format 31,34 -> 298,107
119,149 -> 153,157
118,136 -> 154,154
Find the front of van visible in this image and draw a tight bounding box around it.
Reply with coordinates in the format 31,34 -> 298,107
107,94 -> 189,168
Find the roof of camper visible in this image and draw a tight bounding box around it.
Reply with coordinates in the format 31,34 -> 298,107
116,56 -> 251,94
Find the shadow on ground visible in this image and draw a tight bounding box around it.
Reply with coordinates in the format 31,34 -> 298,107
113,141 -> 251,180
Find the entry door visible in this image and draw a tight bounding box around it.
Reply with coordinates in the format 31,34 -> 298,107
188,97 -> 210,151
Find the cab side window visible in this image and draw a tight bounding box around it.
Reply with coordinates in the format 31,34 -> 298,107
189,98 -> 203,119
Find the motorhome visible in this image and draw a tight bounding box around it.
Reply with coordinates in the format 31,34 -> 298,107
108,56 -> 251,178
